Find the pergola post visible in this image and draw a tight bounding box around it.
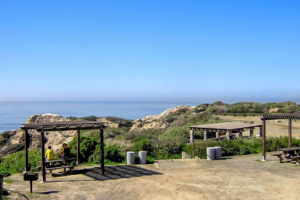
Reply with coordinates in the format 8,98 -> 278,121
24,129 -> 29,172
288,119 -> 292,147
204,131 -> 207,141
238,130 -> 242,138
249,129 -> 253,137
40,131 -> 46,182
190,129 -> 194,143
259,127 -> 262,137
216,132 -> 220,139
100,127 -> 104,175
262,119 -> 266,161
77,129 -> 80,166
227,131 -> 231,140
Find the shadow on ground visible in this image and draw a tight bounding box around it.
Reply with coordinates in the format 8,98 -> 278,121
49,165 -> 162,182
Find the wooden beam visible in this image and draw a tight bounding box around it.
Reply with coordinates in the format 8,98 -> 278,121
262,119 -> 266,161
25,129 -> 29,172
190,129 -> 194,144
40,131 -> 46,182
288,119 -> 292,148
100,127 -> 104,175
77,129 -> 80,165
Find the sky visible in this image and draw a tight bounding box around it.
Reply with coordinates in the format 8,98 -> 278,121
0,0 -> 300,103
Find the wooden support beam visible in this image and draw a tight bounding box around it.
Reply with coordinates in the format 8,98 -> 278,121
190,129 -> 194,144
204,131 -> 207,141
77,129 -> 80,165
249,129 -> 253,137
40,131 -> 46,182
262,119 -> 266,161
100,127 -> 104,175
25,129 -> 29,172
288,119 -> 292,148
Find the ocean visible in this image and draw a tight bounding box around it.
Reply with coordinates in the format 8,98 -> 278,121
0,101 -> 199,133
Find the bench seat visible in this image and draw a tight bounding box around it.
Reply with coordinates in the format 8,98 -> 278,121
46,165 -> 75,176
271,153 -> 283,163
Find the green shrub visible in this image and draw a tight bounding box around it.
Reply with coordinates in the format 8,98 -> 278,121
0,150 -> 41,175
158,126 -> 189,143
133,139 -> 154,156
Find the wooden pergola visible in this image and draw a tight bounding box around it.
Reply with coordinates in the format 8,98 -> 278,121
189,123 -> 262,143
21,120 -> 107,182
260,114 -> 300,161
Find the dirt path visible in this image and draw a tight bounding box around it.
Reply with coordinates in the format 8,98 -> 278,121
4,152 -> 300,200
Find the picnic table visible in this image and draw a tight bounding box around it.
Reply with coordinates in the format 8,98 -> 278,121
272,147 -> 300,164
40,158 -> 76,176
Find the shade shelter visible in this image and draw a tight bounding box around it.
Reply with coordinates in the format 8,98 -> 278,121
260,114 -> 300,161
21,120 -> 107,182
189,123 -> 262,143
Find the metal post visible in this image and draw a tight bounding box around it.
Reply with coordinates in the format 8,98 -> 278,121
288,119 -> 292,148
41,131 -> 46,182
100,127 -> 104,175
25,129 -> 29,171
262,119 -> 266,161
77,129 -> 80,165
190,129 -> 194,144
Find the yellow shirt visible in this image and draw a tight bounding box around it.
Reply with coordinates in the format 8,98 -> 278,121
45,149 -> 54,160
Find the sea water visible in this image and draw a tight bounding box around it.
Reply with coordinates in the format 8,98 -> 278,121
0,101 -> 199,133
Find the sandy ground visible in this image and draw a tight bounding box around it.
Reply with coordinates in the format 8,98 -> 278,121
217,115 -> 300,138
3,152 -> 300,200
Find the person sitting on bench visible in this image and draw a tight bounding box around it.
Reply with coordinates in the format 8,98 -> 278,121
45,146 -> 54,161
59,143 -> 71,159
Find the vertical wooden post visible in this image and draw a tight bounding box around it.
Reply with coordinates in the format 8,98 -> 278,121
288,119 -> 292,148
25,129 -> 29,171
227,131 -> 231,140
40,131 -> 46,182
30,180 -> 33,193
190,129 -> 194,143
262,119 -> 266,161
0,175 -> 3,200
100,127 -> 104,175
77,129 -> 80,166
204,131 -> 207,141
249,129 -> 253,137
238,130 -> 242,138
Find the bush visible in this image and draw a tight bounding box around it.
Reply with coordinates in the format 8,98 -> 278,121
0,150 -> 41,174
158,126 -> 189,143
68,136 -> 99,163
133,139 -> 154,156
88,144 -> 125,164
82,116 -> 98,121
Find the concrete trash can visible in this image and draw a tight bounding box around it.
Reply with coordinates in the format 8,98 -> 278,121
207,147 -> 215,161
127,152 -> 135,164
138,151 -> 147,164
214,147 -> 221,160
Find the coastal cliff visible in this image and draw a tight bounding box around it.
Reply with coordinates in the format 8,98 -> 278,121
0,106 -> 194,156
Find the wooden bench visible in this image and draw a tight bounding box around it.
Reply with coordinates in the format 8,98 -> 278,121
292,156 -> 300,165
271,153 -> 283,163
46,166 -> 74,177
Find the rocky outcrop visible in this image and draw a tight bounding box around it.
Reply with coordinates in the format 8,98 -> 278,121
97,118 -> 120,128
0,113 -> 76,156
130,106 -> 194,131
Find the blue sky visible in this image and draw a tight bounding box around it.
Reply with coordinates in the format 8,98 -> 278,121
0,1 -> 300,103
